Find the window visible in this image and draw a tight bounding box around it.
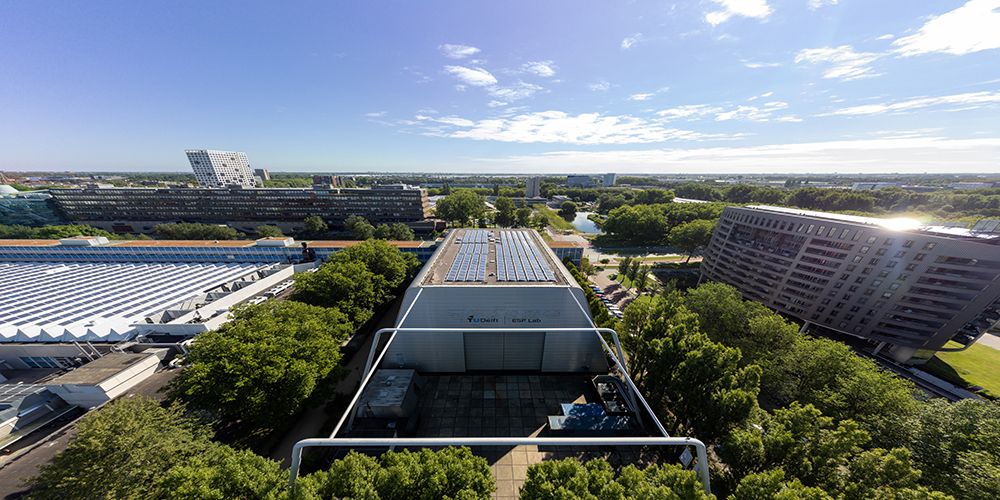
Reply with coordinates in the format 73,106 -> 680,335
853,255 -> 863,263
882,292 -> 893,298
923,242 -> 937,250
872,280 -> 883,286
903,240 -> 914,248
876,248 -> 887,256
894,251 -> 907,258
914,253 -> 926,261
861,246 -> 870,254
878,270 -> 890,278
867,236 -> 878,244
906,263 -> 918,271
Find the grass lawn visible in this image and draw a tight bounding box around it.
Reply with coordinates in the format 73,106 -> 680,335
922,342 -> 1000,398
532,204 -> 575,231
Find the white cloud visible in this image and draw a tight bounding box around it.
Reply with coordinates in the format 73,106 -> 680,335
588,81 -> 611,91
827,90 -> 1000,116
415,110 -> 728,145
364,111 -> 387,118
488,81 -> 543,102
487,100 -> 508,108
743,61 -> 781,69
808,0 -> 838,9
657,100 -> 797,122
715,101 -> 797,122
621,33 -> 642,49
876,34 -> 895,41
747,91 -> 774,101
893,0 -> 1000,57
795,45 -> 883,80
522,61 -> 556,77
705,0 -> 773,26
443,65 -> 498,87
476,137 -> 1000,174
656,104 -> 724,120
629,93 -> 655,101
439,44 -> 481,59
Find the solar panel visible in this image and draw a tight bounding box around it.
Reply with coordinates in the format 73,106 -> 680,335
444,229 -> 490,282
495,230 -> 555,283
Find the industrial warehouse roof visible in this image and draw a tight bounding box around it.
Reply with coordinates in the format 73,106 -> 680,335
0,261 -> 265,342
421,229 -> 569,286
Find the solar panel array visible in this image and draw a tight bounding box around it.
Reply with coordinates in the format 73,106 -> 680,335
445,229 -> 490,282
496,230 -> 556,282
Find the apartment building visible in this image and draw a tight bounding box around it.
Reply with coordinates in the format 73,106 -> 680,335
701,205 -> 1000,364
185,149 -> 257,188
48,184 -> 432,234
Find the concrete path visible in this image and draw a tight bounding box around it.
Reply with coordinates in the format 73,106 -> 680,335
976,333 -> 1000,351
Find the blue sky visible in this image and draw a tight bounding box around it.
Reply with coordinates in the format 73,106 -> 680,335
2,0 -> 999,174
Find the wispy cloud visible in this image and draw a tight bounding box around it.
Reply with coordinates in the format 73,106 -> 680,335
439,44 -> 481,59
876,34 -> 895,41
443,65 -> 498,87
705,0 -> 772,26
808,0 -> 838,9
621,33 -> 642,49
413,110 -> 730,145
588,81 -> 611,91
628,93 -> 655,101
364,111 -> 387,118
488,81 -> 543,103
827,90 -> 1000,116
656,104 -> 724,120
522,60 -> 556,77
743,61 -> 781,69
747,91 -> 774,101
795,45 -> 882,80
476,137 -> 1000,174
892,0 -> 1000,57
657,99 -> 798,122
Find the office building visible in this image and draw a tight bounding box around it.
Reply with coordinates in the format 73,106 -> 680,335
313,175 -> 339,188
701,205 -> 1000,364
254,168 -> 271,182
0,190 -> 67,226
525,176 -> 542,198
185,149 -> 257,188
566,175 -> 595,188
48,184 -> 431,234
603,173 -> 617,187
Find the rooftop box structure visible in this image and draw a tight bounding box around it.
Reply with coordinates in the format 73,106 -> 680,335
384,229 -> 606,372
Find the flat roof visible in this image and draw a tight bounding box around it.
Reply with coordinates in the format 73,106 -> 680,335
48,352 -> 156,385
113,240 -> 256,247
421,229 -> 568,286
743,205 -> 1000,241
0,239 -> 59,246
305,240 -> 428,248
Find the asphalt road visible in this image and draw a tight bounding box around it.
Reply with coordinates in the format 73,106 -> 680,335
0,369 -> 179,499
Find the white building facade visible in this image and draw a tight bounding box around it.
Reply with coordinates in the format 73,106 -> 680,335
185,149 -> 256,188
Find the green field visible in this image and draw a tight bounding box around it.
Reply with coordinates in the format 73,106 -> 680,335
532,204 -> 575,231
923,341 -> 1000,398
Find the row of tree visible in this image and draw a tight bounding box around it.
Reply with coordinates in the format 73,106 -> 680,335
620,282 -> 1000,499
168,240 -> 421,444
344,215 -> 416,240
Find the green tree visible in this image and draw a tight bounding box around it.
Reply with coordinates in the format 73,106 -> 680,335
495,196 -> 517,227
558,200 -> 578,220
170,301 -> 351,439
673,182 -> 723,201
731,469 -> 833,500
435,189 -> 486,226
388,222 -> 415,240
326,239 -> 420,291
303,215 -> 329,236
667,219 -> 716,263
345,215 -> 376,240
255,225 -> 284,238
515,207 -> 533,227
154,222 -> 241,240
157,445 -> 287,500
635,265 -> 651,292
618,256 -> 633,277
297,447 -> 494,500
292,260 -> 381,326
27,397 -> 212,500
906,399 -> 1000,499
0,224 -> 120,240
621,297 -> 761,440
374,223 -> 393,240
627,258 -> 641,282
520,458 -> 710,500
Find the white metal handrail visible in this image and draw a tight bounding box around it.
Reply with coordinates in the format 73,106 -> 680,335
289,437 -> 711,493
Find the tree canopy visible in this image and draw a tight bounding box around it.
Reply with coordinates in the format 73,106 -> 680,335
27,397 -> 287,500
667,219 -> 716,262
255,224 -> 284,238
296,447 -> 495,500
494,196 -> 517,227
519,458 -> 709,500
345,215 -> 376,240
435,189 -> 486,226
169,301 -> 351,440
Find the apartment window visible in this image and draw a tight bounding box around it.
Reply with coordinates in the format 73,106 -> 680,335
894,251 -> 907,258
807,224 -> 815,234
855,277 -> 866,284
876,248 -> 887,256
860,317 -> 870,325
850,305 -> 861,312
847,265 -> 857,272
923,242 -> 937,250
861,246 -> 870,254
914,253 -> 926,261
849,285 -> 859,292
853,255 -> 863,263
882,292 -> 893,299
886,260 -> 898,268
883,238 -> 895,246
864,288 -> 875,296
867,236 -> 878,244
858,297 -> 868,304
821,298 -> 831,305
870,258 -> 880,265
841,229 -> 850,239
889,283 -> 901,290
862,267 -> 873,275
872,280 -> 883,286
817,306 -> 826,313
878,270 -> 890,277
905,263 -> 918,271
841,273 -> 850,280
903,240 -> 914,248
833,282 -> 843,289
839,322 -> 848,328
